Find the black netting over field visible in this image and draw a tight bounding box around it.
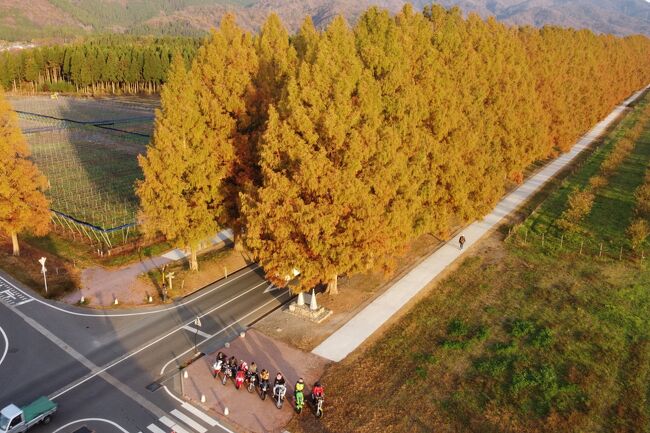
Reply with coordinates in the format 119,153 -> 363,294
11,96 -> 156,247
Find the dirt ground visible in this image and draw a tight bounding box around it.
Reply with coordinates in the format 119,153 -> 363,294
62,247 -> 250,307
180,329 -> 329,433
0,235 -> 79,298
253,234 -> 443,352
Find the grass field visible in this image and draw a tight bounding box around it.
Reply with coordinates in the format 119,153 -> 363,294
288,97 -> 650,433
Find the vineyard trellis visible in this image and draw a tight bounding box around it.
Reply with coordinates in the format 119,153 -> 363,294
11,96 -> 156,250
506,224 -> 646,261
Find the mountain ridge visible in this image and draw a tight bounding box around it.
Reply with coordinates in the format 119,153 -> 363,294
1,0 -> 649,41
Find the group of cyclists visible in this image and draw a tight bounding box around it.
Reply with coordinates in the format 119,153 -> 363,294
212,351 -> 325,417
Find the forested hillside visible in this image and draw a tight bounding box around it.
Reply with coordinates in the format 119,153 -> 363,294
0,0 -> 648,41
133,5 -> 650,287
0,36 -> 200,93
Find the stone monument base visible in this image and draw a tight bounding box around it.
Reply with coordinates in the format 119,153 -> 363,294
286,303 -> 332,323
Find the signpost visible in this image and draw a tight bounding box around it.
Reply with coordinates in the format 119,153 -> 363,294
193,316 -> 202,353
38,257 -> 48,294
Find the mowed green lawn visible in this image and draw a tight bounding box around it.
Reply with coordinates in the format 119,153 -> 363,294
289,99 -> 650,433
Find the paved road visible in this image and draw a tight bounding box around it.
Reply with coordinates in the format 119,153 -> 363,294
0,264 -> 292,433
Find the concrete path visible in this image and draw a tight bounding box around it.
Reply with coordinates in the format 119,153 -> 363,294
313,85 -> 649,362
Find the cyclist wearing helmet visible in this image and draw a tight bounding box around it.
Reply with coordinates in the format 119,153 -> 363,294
259,369 -> 270,382
274,372 -> 286,387
239,360 -> 249,372
295,378 -> 305,394
312,381 -> 324,401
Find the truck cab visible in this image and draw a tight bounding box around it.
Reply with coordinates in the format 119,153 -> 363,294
0,397 -> 56,433
0,405 -> 24,433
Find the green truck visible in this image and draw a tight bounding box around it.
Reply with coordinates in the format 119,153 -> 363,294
0,397 -> 57,433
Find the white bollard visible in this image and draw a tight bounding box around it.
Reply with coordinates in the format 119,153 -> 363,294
183,370 -> 188,379
297,292 -> 305,306
113,298 -> 119,306
224,407 -> 229,416
309,289 -> 318,311
240,331 -> 246,338
201,394 -> 206,403
148,295 -> 153,303
80,296 -> 85,304
224,342 -> 230,348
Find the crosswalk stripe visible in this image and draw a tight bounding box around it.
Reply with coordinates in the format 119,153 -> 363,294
147,424 -> 166,433
181,403 -> 218,427
159,417 -> 174,428
159,415 -> 191,433
171,409 -> 207,433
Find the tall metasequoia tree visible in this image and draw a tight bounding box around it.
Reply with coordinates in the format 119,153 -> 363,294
137,55 -> 226,271
193,14 -> 259,250
0,86 -> 50,256
243,16 -> 393,295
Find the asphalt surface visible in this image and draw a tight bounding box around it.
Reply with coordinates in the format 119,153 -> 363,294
0,264 -> 293,433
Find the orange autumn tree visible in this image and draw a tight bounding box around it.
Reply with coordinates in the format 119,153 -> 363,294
137,55 -> 223,271
243,17 -> 395,295
193,15 -> 259,251
0,86 -> 50,256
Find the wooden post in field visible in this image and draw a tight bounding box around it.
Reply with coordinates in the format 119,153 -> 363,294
619,246 -> 623,261
599,243 -> 603,258
541,233 -> 545,247
580,240 -> 584,255
560,234 -> 564,249
524,229 -> 528,245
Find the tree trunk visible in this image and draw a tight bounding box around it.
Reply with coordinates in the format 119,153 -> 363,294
233,231 -> 244,252
11,231 -> 19,256
326,274 -> 338,295
189,244 -> 198,271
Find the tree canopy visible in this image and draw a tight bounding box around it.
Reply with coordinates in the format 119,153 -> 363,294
0,86 -> 50,256
135,6 -> 650,290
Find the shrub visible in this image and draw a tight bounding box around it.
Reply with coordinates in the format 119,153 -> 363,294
447,318 -> 469,337
588,175 -> 608,190
635,183 -> 650,218
557,189 -> 595,232
510,319 -> 536,338
627,218 -> 649,250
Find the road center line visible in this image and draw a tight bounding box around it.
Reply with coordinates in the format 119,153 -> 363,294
0,264 -> 259,318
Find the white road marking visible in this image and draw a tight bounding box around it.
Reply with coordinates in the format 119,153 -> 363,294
147,423 -> 166,433
51,280 -> 267,399
171,409 -> 208,433
52,418 -> 130,433
0,326 -> 8,367
264,283 -> 282,293
180,403 -> 218,427
182,325 -> 211,339
0,264 -> 259,317
161,294 -> 285,376
158,416 -> 191,433
13,299 -> 33,306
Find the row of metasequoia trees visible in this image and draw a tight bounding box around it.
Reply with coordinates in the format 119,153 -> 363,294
0,36 -> 200,94
136,5 -> 650,295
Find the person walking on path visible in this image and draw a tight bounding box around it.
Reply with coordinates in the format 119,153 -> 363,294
459,235 -> 466,250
